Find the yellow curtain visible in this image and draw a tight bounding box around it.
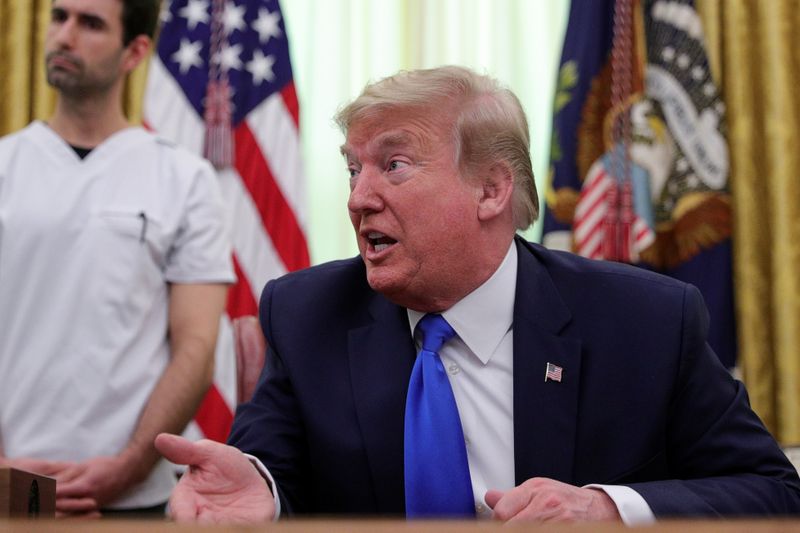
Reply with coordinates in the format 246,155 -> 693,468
0,0 -> 52,134
698,0 -> 800,445
0,0 -> 148,136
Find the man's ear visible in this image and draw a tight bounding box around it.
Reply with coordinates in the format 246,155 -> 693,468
121,35 -> 152,74
477,161 -> 514,222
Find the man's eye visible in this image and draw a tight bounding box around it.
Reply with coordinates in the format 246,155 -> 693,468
388,160 -> 408,171
51,9 -> 67,22
83,17 -> 105,30
348,167 -> 360,178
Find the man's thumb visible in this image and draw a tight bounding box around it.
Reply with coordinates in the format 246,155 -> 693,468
155,433 -> 203,466
485,489 -> 505,509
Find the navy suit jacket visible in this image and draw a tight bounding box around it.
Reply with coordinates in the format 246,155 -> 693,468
229,238 -> 800,517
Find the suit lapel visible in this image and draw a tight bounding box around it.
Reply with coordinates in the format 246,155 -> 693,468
345,240 -> 583,504
512,239 -> 582,485
348,294 -> 415,513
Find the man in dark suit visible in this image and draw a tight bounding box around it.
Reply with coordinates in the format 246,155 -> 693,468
156,66 -> 800,523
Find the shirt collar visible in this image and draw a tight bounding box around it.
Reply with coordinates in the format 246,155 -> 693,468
408,241 -> 517,364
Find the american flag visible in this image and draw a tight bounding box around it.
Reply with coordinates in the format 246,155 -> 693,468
545,363 -> 563,383
143,0 -> 309,442
573,157 -> 655,262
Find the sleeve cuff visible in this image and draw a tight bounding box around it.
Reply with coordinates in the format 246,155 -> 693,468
584,484 -> 656,525
245,453 -> 282,520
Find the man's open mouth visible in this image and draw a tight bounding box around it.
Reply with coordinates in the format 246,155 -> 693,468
368,231 -> 397,252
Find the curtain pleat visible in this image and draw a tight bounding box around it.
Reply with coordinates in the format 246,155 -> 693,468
699,0 -> 800,444
0,0 -> 54,133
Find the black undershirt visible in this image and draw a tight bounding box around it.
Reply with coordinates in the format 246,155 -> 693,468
70,145 -> 93,159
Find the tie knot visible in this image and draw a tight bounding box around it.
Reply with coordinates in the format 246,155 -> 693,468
417,314 -> 456,353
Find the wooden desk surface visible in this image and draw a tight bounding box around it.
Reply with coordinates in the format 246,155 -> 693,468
1,520 -> 800,532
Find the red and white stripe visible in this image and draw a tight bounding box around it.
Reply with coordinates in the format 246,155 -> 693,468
143,55 -> 309,442
573,159 -> 654,263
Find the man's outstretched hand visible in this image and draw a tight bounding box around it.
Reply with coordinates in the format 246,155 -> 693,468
154,433 -> 275,524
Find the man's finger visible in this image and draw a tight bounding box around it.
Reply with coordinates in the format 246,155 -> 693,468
155,433 -> 207,466
43,461 -> 76,477
6,458 -> 71,477
57,478 -> 90,498
485,489 -> 504,509
168,490 -> 200,523
52,463 -> 87,484
55,497 -> 98,513
488,486 -> 533,521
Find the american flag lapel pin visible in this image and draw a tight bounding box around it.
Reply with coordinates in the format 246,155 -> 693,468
545,362 -> 563,383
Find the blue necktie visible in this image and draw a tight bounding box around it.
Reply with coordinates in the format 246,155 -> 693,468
404,314 -> 475,518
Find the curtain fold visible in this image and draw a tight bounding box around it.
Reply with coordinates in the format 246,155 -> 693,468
699,0 -> 800,444
0,0 -> 53,133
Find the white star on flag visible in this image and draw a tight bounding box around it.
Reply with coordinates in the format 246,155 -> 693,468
171,38 -> 204,74
179,0 -> 209,30
159,1 -> 173,24
223,1 -> 247,35
246,49 -> 276,85
214,42 -> 244,71
254,7 -> 282,44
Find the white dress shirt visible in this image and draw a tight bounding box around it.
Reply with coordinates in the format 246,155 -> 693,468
407,242 -> 517,517
407,242 -> 655,524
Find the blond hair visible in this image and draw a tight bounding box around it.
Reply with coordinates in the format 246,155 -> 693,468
335,66 -> 538,229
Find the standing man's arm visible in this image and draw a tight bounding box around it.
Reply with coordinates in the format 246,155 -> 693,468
56,283 -> 229,510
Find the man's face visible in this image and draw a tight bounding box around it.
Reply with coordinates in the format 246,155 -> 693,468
45,0 -> 127,96
344,108 -> 484,311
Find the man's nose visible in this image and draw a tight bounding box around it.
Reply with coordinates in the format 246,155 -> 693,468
52,18 -> 78,48
347,168 -> 384,214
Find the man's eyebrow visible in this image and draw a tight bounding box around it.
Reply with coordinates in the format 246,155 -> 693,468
340,131 -> 418,158
78,12 -> 108,28
51,6 -> 108,29
375,131 -> 416,149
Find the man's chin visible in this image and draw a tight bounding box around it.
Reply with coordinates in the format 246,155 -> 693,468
365,271 -> 398,295
365,268 -> 408,299
365,270 -> 436,310
46,73 -> 79,92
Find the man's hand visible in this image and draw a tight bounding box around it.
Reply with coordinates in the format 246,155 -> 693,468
154,433 -> 275,524
0,457 -> 101,517
485,478 -> 621,523
55,455 -> 138,513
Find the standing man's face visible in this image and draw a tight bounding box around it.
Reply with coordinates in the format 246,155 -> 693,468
45,0 -> 127,97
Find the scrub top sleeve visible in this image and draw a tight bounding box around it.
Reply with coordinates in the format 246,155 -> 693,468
165,161 -> 235,284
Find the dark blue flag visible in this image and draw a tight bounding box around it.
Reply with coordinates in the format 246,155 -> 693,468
543,0 -> 736,368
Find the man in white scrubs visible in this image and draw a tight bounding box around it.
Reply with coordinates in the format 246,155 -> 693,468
0,0 -> 234,517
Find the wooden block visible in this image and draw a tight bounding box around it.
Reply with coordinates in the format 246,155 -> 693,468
0,467 -> 56,518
